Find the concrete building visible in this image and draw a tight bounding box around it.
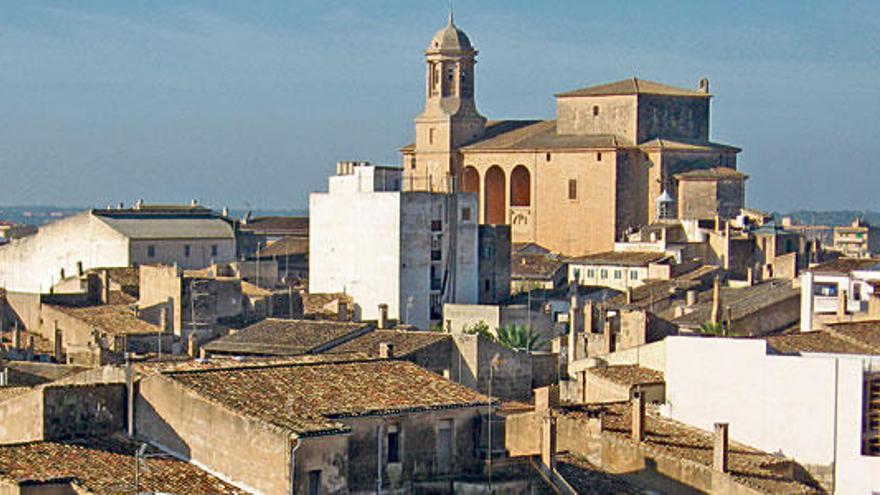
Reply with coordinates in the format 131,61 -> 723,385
664,336 -> 880,494
833,217 -> 880,258
0,205 -> 235,294
309,162 -> 479,330
567,251 -> 674,291
401,16 -> 742,256
136,358 -> 489,494
800,258 -> 880,332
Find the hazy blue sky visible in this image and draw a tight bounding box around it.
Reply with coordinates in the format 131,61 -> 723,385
1,1 -> 878,212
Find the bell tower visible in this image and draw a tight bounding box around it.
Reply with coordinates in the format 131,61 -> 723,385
409,12 -> 486,192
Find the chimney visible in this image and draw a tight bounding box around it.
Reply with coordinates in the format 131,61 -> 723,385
125,353 -> 134,436
53,322 -> 63,363
603,318 -> 614,354
631,391 -> 645,442
625,287 -> 634,305
698,77 -> 709,94
837,288 -> 848,318
541,413 -> 557,470
337,301 -> 348,322
0,366 -> 7,387
187,333 -> 199,358
379,342 -> 394,359
26,335 -> 35,359
583,300 -> 594,334
686,290 -> 698,307
100,270 -> 110,305
12,322 -> 21,350
534,386 -> 560,412
713,423 -> 729,472
746,267 -> 754,286
198,347 -> 208,360
159,305 -> 168,333
378,304 -> 389,329
714,215 -> 721,232
76,261 -> 84,277
711,277 -> 722,324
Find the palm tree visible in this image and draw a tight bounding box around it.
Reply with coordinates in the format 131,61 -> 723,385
697,321 -> 726,336
496,324 -> 545,351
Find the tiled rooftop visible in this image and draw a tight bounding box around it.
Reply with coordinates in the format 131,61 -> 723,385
302,292 -> 354,319
49,303 -> 161,336
511,253 -> 566,280
0,437 -> 246,494
568,251 -> 670,267
809,257 -> 880,274
203,318 -> 370,356
462,120 -> 625,152
826,319 -> 880,349
559,403 -> 821,494
557,78 -> 710,98
674,166 -> 748,181
765,329 -> 880,355
589,365 -> 664,387
255,237 -> 308,258
670,281 -> 799,328
324,329 -> 450,357
555,452 -> 642,494
166,360 -> 489,436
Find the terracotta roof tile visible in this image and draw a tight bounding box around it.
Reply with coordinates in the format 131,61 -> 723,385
674,166 -> 748,181
559,403 -> 820,494
766,328 -> 880,355
0,437 -> 246,494
557,78 -> 710,98
462,120 -> 625,152
809,257 -> 880,274
49,303 -> 161,336
166,360 -> 489,436
511,253 -> 566,280
589,365 -> 664,387
324,329 -> 451,357
203,318 -> 371,356
568,251 -> 670,267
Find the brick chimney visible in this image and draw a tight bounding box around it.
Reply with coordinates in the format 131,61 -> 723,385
631,391 -> 645,442
713,423 -> 729,472
711,277 -> 722,324
379,342 -> 394,359
378,303 -> 389,329
541,413 -> 557,470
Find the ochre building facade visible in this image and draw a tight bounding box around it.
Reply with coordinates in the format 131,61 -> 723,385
402,16 -> 743,256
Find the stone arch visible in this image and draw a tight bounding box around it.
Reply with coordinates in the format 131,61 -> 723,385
484,165 -> 506,225
510,165 -> 531,207
462,166 -> 480,194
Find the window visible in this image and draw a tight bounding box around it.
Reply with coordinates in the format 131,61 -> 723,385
308,470 -> 321,495
630,270 -> 639,280
600,269 -> 608,279
596,152 -> 602,162
592,105 -> 600,116
437,419 -> 453,472
546,152 -> 552,162
147,245 -> 156,258
568,179 -> 578,200
431,249 -> 442,261
387,426 -> 401,463
211,245 -> 218,257
614,270 -> 622,280
429,128 -> 435,145
586,269 -> 595,278
814,283 -> 838,297
431,220 -> 442,232
461,207 -> 471,221
184,245 -> 191,257
484,279 -> 491,292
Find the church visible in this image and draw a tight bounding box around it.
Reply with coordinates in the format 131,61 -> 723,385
401,14 -> 745,256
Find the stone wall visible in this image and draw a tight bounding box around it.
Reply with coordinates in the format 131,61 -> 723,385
42,384 -> 125,440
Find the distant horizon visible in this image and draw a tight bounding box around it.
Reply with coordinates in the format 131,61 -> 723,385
2,1 -> 878,211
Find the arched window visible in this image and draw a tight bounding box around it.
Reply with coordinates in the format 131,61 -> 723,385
510,165 -> 531,207
462,166 -> 480,194
485,166 -> 506,225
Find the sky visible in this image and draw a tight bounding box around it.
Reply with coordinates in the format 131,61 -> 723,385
1,1 -> 878,212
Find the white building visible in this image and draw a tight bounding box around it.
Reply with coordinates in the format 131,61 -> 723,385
0,206 -> 236,293
664,336 -> 880,494
800,258 -> 880,332
310,162 -> 479,330
567,251 -> 674,291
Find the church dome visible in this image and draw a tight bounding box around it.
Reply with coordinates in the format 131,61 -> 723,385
428,14 -> 473,52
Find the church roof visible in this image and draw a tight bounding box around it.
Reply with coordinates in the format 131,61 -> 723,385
427,14 -> 473,52
557,78 -> 710,98
674,167 -> 748,181
639,137 -> 740,153
461,120 -> 626,152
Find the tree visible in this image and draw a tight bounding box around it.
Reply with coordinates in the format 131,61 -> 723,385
463,321 -> 495,341
496,324 -> 546,352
